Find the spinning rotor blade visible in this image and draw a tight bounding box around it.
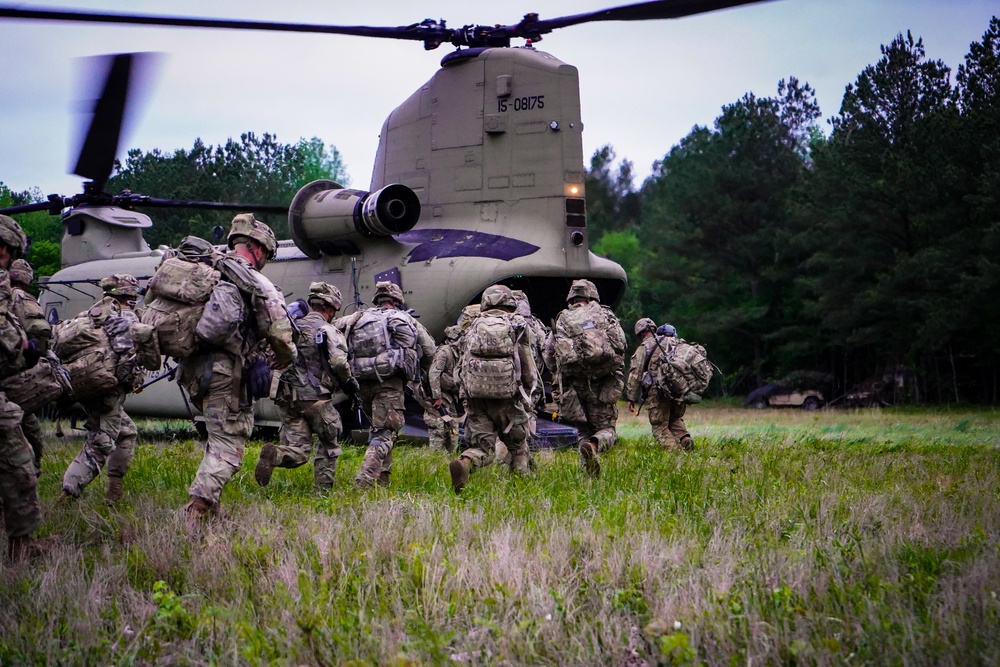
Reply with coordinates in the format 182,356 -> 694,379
73,53 -> 133,191
1,0 -> 775,49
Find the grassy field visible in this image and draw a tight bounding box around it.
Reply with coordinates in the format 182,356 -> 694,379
2,405 -> 999,666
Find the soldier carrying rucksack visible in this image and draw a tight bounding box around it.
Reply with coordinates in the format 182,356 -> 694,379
543,279 -> 626,477
628,322 -> 711,452
58,273 -> 161,503
426,325 -> 462,453
448,284 -> 538,494
338,280 -> 434,489
255,282 -> 358,491
140,214 -> 297,526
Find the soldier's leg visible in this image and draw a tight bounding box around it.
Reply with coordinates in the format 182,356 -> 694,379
449,399 -> 496,493
0,395 -> 41,540
667,401 -> 693,450
21,413 -> 43,474
590,373 -> 623,452
62,390 -> 126,497
188,366 -> 253,507
497,401 -> 531,476
104,410 -> 137,503
646,393 -> 678,451
356,380 -> 404,488
303,400 -> 342,490
424,409 -> 448,451
274,402 -> 314,468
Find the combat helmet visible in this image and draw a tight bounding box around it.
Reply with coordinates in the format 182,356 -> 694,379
0,215 -> 26,259
373,281 -> 404,306
227,213 -> 277,260
100,273 -> 140,298
8,259 -> 33,286
566,278 -> 599,303
634,317 -> 656,335
481,284 -> 516,311
308,281 -> 343,310
657,323 -> 677,337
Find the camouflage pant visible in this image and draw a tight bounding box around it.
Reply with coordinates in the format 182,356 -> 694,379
355,376 -> 405,484
424,393 -> 459,452
181,353 -> 253,506
62,387 -> 138,497
276,398 -> 343,488
647,392 -> 690,451
460,397 -> 532,475
557,372 -> 623,451
0,392 -> 40,539
22,412 -> 42,473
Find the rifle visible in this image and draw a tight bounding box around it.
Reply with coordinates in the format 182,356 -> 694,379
134,363 -> 177,393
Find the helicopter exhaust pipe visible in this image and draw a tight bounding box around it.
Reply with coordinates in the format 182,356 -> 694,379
288,180 -> 420,259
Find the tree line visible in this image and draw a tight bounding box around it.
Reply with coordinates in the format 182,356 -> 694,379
586,18 -> 1000,405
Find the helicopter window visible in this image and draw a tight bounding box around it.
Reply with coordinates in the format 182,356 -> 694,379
67,218 -> 85,236
567,215 -> 586,228
565,198 -> 586,214
46,306 -> 60,325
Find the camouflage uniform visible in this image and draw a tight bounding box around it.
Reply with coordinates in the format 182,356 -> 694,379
61,275 -> 142,499
626,318 -> 692,451
339,281 -> 432,488
179,215 -> 296,515
259,282 -> 356,490
9,259 -> 50,473
424,325 -> 461,452
0,216 -> 44,553
544,279 -> 626,475
448,285 -> 538,493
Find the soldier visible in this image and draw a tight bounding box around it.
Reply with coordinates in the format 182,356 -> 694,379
60,274 -> 146,503
256,282 -> 358,491
8,258 -> 51,474
0,215 -> 55,562
425,325 -> 462,453
175,215 -> 296,523
448,285 -> 537,493
629,323 -> 694,451
544,279 -> 626,477
339,281 -> 432,488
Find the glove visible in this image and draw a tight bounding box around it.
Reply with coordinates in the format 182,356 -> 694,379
343,376 -> 360,397
23,339 -> 42,369
246,358 -> 272,399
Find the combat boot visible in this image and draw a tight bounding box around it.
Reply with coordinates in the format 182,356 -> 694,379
183,496 -> 212,535
377,470 -> 391,487
509,452 -> 532,477
580,438 -> 601,477
355,450 -> 382,489
679,435 -> 694,452
7,534 -> 60,564
254,444 -> 279,487
449,457 -> 471,494
104,475 -> 124,504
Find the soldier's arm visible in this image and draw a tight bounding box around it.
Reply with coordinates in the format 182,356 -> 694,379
626,345 -> 648,402
541,329 -> 557,374
515,322 -> 538,392
324,327 -> 353,384
415,320 -> 436,371
428,349 -> 447,400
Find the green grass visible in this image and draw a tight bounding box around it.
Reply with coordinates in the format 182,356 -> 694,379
2,405 -> 999,665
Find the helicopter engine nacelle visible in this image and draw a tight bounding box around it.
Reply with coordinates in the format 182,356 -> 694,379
288,180 -> 420,259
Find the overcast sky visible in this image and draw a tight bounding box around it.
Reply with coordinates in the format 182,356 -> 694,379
1,0 -> 997,197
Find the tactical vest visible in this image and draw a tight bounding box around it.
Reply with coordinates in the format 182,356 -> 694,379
11,287 -> 51,350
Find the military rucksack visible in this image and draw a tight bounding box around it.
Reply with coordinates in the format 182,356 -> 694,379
649,337 -> 713,400
461,313 -> 520,400
346,307 -> 418,382
195,281 -> 246,355
551,301 -> 625,377
140,252 -> 221,359
52,313 -> 123,400
0,352 -> 71,413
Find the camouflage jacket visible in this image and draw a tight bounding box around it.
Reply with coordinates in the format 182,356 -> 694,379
280,311 -> 351,402
0,270 -> 27,381
428,340 -> 460,400
626,334 -> 658,402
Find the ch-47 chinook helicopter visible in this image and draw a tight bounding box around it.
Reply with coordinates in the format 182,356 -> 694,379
0,0 -> 765,437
